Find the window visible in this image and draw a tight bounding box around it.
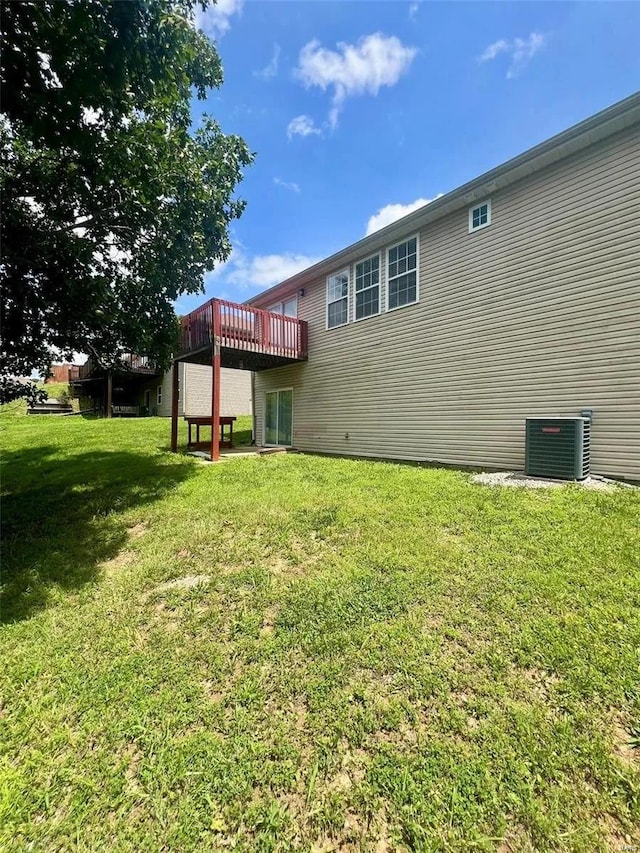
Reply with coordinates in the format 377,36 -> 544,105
469,200 -> 491,232
327,270 -> 349,328
157,385 -> 162,405
387,236 -> 418,310
268,297 -> 297,318
355,254 -> 380,320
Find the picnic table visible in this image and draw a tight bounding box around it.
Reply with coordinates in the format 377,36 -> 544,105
184,416 -> 237,450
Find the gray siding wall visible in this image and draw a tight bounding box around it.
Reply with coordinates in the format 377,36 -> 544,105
140,365 -> 252,418
182,366 -> 252,418
139,368 -> 177,418
255,126 -> 640,479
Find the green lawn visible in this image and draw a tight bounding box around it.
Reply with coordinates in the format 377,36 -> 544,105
1,415 -> 639,852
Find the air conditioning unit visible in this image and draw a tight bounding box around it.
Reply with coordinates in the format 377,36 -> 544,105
525,417 -> 591,481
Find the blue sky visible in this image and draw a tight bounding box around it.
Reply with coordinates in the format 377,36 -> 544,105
179,0 -> 640,313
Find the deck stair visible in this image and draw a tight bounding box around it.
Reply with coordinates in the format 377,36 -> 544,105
27,399 -> 73,416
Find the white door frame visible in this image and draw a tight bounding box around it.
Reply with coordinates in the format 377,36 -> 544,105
264,387 -> 293,447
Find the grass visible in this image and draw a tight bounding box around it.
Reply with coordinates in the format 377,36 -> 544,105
0,382 -> 72,419
1,415 -> 639,852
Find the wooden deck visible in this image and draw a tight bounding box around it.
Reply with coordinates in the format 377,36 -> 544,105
173,297 -> 308,461
77,355 -> 160,381
178,298 -> 308,370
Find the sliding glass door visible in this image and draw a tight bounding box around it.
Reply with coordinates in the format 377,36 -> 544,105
264,389 -> 293,446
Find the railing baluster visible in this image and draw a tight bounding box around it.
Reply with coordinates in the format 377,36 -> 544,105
179,297 -> 307,360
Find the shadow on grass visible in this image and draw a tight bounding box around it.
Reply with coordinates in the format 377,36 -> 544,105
1,445 -> 196,623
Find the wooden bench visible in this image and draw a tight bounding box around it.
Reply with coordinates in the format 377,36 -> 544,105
185,416 -> 236,450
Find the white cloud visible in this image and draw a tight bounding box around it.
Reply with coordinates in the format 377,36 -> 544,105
206,247 -> 320,291
255,44 -> 280,79
227,252 -> 320,288
295,33 -> 416,128
274,177 -> 300,193
479,39 -> 509,62
365,194 -> 443,236
195,0 -> 243,39
287,114 -> 322,140
479,32 -> 547,78
409,2 -> 419,20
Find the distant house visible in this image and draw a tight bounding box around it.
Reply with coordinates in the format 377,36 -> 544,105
72,357 -> 251,419
171,94 -> 640,479
46,363 -> 79,384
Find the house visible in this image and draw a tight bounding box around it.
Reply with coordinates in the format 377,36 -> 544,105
172,94 -> 640,479
46,363 -> 80,384
140,364 -> 252,419
72,356 -> 251,419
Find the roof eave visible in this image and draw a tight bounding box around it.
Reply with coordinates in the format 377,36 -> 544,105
245,91 -> 640,308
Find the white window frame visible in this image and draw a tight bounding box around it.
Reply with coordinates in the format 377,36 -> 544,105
268,296 -> 298,317
263,387 -> 293,447
354,252 -> 382,322
468,199 -> 492,233
326,269 -> 350,330
156,385 -> 162,405
386,234 -> 420,313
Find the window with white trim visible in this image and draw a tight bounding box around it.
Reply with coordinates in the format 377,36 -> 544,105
387,236 -> 418,310
326,270 -> 349,328
354,254 -> 380,320
469,200 -> 491,232
157,385 -> 162,405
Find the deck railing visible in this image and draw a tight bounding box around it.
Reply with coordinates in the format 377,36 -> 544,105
77,354 -> 158,380
179,298 -> 308,361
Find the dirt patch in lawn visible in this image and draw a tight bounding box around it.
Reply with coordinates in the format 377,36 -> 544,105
612,720 -> 638,768
102,550 -> 136,576
201,679 -> 225,704
268,555 -> 308,578
600,814 -> 640,851
497,823 -> 535,852
122,743 -> 144,797
260,605 -> 279,636
152,575 -> 211,594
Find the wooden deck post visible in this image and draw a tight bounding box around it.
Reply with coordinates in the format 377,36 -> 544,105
210,302 -> 221,462
251,371 -> 256,445
106,370 -> 112,418
170,360 -> 179,453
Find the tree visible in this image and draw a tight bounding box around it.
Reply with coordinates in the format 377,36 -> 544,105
0,0 -> 253,400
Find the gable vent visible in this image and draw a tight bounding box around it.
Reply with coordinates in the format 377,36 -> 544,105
525,417 -> 591,481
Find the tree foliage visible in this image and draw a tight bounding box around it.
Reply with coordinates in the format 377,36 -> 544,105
0,377 -> 47,408
0,0 -> 253,397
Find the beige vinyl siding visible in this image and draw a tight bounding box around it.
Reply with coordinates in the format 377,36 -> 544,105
255,125 -> 640,479
140,366 -> 252,418
182,366 -> 252,418
139,365 -> 183,417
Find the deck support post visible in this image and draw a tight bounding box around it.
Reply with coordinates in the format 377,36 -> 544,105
106,370 -> 112,419
210,303 -> 221,462
170,361 -> 179,453
251,371 -> 256,445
